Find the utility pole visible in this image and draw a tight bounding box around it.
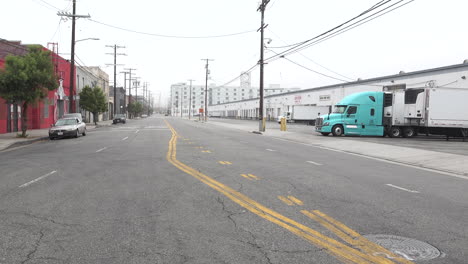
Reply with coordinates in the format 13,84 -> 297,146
187,79 -> 195,120
134,77 -> 140,103
106,44 -> 126,116
120,71 -> 129,115
57,1 -> 90,113
257,0 -> 269,132
201,58 -> 214,122
124,68 -> 136,107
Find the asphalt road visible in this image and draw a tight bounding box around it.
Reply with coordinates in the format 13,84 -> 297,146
0,116 -> 466,264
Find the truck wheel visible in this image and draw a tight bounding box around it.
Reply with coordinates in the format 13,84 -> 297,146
321,132 -> 330,136
403,127 -> 416,138
388,127 -> 402,138
332,125 -> 344,136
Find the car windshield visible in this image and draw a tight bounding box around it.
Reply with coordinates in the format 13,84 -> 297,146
55,119 -> 77,126
333,105 -> 347,114
115,114 -> 125,118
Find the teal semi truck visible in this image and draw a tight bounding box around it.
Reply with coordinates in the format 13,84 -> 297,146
315,89 -> 468,138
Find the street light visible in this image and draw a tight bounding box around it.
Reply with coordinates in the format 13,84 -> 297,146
69,37 -> 99,113
75,37 -> 100,43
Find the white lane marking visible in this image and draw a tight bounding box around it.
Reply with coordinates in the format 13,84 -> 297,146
386,184 -> 420,193
306,161 -> 323,166
96,147 -> 107,153
271,137 -> 468,181
122,136 -> 129,141
266,149 -> 276,152
19,171 -> 57,188
135,130 -> 139,134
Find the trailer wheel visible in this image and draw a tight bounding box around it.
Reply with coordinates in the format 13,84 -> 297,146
332,125 -> 344,137
388,127 -> 402,138
321,132 -> 330,136
403,127 -> 416,138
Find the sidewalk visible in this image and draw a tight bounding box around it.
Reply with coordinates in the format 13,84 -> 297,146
205,119 -> 468,177
0,120 -> 113,151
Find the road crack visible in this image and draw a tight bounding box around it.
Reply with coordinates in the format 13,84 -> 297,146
21,229 -> 45,264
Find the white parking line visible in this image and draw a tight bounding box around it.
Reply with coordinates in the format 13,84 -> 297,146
306,161 -> 323,166
19,171 -> 57,188
122,136 -> 129,141
386,184 -> 420,193
96,147 -> 107,153
266,149 -> 276,152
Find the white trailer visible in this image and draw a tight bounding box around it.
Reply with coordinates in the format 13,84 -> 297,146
278,105 -> 330,125
383,87 -> 468,138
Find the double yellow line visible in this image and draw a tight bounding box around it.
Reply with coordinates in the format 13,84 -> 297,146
164,121 -> 413,264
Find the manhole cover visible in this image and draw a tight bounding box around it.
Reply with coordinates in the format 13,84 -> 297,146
363,234 -> 441,261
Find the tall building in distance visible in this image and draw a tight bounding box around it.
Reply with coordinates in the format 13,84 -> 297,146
169,81 -> 300,117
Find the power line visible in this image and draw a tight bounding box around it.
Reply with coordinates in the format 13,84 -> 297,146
271,50 -> 349,82
295,0 -> 416,54
274,0 -> 415,61
267,28 -> 354,81
264,0 -> 398,62
87,18 -> 256,39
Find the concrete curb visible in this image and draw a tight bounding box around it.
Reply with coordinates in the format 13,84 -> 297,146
5,136 -> 49,150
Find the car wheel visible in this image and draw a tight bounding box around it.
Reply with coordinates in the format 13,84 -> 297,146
82,129 -> 86,136
321,132 -> 330,136
388,127 -> 402,138
75,129 -> 79,138
49,137 -> 54,140
331,125 -> 344,136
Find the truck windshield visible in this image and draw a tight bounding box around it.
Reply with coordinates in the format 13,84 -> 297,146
333,106 -> 347,114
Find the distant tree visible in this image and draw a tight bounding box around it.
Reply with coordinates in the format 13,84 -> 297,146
0,45 -> 58,137
79,85 -> 108,124
128,101 -> 143,118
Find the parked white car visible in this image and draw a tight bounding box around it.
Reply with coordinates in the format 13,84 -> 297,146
49,118 -> 86,139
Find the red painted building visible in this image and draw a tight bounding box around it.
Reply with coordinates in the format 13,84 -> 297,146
0,40 -> 74,134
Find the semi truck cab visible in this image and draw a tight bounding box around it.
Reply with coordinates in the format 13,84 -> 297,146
315,91 -> 385,136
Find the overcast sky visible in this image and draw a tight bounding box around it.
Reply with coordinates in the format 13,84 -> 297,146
2,0 -> 468,106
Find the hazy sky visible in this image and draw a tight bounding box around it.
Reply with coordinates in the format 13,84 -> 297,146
2,0 -> 468,105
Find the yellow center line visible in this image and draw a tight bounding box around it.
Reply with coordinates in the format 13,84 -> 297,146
163,120 -> 408,264
240,174 -> 252,180
247,174 -> 259,180
288,196 -> 304,205
278,196 -> 294,205
304,210 -> 414,264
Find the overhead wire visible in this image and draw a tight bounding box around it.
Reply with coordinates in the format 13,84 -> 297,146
266,28 -> 355,81
267,49 -> 349,82
88,18 -> 256,39
264,0 -> 399,62
273,0 -> 415,61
